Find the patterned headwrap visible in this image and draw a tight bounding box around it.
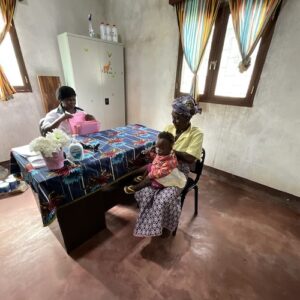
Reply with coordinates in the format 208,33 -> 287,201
172,95 -> 200,118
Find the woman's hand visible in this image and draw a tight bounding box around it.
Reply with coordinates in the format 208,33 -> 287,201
85,114 -> 95,121
61,112 -> 73,121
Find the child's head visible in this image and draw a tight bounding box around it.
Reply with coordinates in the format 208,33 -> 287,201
155,131 -> 175,156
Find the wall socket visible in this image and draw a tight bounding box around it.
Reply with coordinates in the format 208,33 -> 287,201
105,98 -> 109,105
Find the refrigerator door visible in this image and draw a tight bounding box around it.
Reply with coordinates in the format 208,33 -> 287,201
58,33 -> 125,130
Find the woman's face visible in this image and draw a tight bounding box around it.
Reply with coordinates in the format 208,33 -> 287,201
172,111 -> 190,131
61,96 -> 76,112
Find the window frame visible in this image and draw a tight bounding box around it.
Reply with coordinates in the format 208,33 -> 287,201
174,2 -> 281,107
3,20 -> 32,93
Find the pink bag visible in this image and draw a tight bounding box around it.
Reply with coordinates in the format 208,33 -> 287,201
68,112 -> 100,135
76,120 -> 100,135
68,112 -> 86,133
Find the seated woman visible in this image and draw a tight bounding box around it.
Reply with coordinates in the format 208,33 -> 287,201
134,95 -> 203,238
42,86 -> 95,135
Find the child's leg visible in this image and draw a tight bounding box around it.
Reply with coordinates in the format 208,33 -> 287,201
124,165 -> 151,194
138,165 -> 149,179
139,165 -> 148,174
131,176 -> 151,192
142,168 -> 148,177
124,177 -> 151,194
151,179 -> 165,189
133,164 -> 150,183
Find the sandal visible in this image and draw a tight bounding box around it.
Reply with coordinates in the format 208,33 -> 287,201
133,175 -> 144,183
124,185 -> 136,194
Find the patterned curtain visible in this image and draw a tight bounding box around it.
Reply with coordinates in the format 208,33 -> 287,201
229,0 -> 281,72
176,0 -> 219,99
0,0 -> 16,101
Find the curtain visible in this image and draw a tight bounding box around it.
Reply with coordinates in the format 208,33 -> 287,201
176,0 -> 219,99
0,0 -> 16,101
229,0 -> 281,72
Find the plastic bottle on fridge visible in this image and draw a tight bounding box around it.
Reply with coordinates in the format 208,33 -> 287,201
106,24 -> 112,41
88,13 -> 96,38
111,25 -> 118,42
100,22 -> 106,40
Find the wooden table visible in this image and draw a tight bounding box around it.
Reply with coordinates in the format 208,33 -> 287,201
11,124 -> 158,253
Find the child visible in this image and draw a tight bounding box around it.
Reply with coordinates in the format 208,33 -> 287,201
124,131 -> 186,194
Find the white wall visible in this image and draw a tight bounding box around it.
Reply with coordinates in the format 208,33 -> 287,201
104,0 -> 300,196
104,0 -> 179,130
0,0 -> 104,161
1,0 -> 299,196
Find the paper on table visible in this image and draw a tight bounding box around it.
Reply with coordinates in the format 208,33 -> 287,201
12,145 -> 39,158
27,155 -> 46,168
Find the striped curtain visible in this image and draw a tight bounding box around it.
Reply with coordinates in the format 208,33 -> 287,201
176,0 -> 219,99
0,0 -> 16,101
229,0 -> 281,72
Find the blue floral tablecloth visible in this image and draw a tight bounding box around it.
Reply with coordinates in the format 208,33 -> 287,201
11,124 -> 158,225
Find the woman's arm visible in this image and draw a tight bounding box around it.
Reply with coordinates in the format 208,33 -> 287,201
174,128 -> 203,163
174,150 -> 197,164
42,112 -> 73,134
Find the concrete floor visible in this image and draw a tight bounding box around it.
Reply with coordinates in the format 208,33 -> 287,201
0,170 -> 299,300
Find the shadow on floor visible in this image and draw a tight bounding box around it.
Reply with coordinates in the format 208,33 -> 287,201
71,228 -> 114,259
140,231 -> 192,270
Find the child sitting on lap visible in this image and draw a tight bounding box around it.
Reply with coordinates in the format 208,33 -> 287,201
124,131 -> 186,194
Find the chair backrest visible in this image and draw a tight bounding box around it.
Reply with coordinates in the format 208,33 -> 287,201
39,118 -> 46,136
190,148 -> 206,184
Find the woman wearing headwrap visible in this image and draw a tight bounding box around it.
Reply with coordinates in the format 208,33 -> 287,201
134,95 -> 203,237
42,86 -> 95,135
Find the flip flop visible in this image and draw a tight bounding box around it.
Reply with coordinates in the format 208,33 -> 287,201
133,176 -> 144,183
124,185 -> 135,194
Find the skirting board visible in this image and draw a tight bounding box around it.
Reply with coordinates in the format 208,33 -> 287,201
203,165 -> 299,202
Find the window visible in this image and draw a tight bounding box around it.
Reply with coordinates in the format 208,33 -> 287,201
0,18 -> 31,92
175,2 -> 280,107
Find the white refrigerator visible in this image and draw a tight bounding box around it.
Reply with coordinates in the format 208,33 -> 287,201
57,32 -> 125,130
